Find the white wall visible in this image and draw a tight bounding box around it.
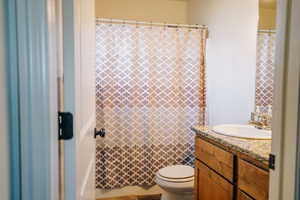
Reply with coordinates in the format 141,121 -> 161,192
188,0 -> 258,125
0,0 -> 10,199
95,0 -> 187,24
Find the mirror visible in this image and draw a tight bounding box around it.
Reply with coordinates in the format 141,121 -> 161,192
254,0 -> 277,115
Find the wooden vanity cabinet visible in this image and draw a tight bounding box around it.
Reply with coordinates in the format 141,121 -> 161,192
194,137 -> 269,200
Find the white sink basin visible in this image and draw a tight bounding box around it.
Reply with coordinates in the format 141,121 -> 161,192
212,124 -> 272,140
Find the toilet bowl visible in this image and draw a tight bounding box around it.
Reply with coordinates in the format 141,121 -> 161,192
155,165 -> 194,200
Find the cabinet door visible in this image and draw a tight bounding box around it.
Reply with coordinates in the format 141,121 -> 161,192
238,159 -> 269,200
194,160 -> 234,200
237,190 -> 254,200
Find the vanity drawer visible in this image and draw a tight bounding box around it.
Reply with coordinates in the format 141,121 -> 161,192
195,137 -> 234,182
238,159 -> 269,200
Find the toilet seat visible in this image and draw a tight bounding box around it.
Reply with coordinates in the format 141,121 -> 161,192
157,165 -> 194,183
155,165 -> 194,200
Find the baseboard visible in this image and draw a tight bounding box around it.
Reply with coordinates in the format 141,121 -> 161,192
97,194 -> 161,200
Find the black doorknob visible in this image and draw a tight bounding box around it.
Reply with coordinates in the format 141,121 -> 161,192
94,128 -> 106,138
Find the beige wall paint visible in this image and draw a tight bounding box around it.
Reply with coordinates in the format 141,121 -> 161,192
0,0 -> 10,199
95,0 -> 187,24
259,7 -> 277,29
188,0 -> 258,125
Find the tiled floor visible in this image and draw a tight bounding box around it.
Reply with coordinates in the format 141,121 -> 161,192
97,194 -> 161,200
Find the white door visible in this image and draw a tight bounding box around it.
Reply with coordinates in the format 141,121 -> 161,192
269,0 -> 300,199
0,0 -> 10,199
62,0 -> 96,199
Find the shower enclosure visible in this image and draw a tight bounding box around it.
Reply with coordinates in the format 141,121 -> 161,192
94,19 -> 208,190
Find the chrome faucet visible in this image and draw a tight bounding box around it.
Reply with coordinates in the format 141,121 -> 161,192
249,106 -> 272,131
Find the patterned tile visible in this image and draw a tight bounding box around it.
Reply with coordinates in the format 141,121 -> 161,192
95,23 -> 207,189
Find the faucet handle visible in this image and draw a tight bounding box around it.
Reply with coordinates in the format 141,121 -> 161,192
251,112 -> 256,121
251,111 -> 261,122
255,106 -> 262,114
267,105 -> 272,116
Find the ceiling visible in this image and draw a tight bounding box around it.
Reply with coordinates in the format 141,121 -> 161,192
260,0 -> 277,9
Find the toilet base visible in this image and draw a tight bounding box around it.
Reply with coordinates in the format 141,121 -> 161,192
161,191 -> 193,200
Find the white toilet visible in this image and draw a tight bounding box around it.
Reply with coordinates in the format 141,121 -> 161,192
155,165 -> 194,200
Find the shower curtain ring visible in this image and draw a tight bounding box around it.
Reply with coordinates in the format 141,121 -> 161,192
110,18 -> 113,26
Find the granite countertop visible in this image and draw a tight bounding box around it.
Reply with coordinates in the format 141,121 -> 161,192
192,126 -> 272,166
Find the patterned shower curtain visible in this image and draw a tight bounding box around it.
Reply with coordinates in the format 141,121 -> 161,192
95,22 -> 207,189
255,31 -> 276,113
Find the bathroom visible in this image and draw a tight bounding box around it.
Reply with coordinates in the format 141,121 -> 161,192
93,0 -> 276,199
3,0 -> 300,199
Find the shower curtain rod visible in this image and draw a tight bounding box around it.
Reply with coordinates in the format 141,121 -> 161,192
258,29 -> 276,33
96,18 -> 208,29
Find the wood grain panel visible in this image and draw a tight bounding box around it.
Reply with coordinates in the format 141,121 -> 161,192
238,159 -> 269,200
195,160 -> 234,200
237,190 -> 254,200
194,160 -> 199,200
195,137 -> 234,181
195,135 -> 269,170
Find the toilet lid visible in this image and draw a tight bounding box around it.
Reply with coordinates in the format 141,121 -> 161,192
158,165 -> 194,180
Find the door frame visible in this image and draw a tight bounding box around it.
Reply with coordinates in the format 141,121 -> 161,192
5,0 -> 21,199
269,0 -> 300,199
61,0 -> 97,199
6,0 -> 60,199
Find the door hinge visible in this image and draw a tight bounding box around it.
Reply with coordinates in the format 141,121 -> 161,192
58,112 -> 73,140
269,154 -> 275,170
